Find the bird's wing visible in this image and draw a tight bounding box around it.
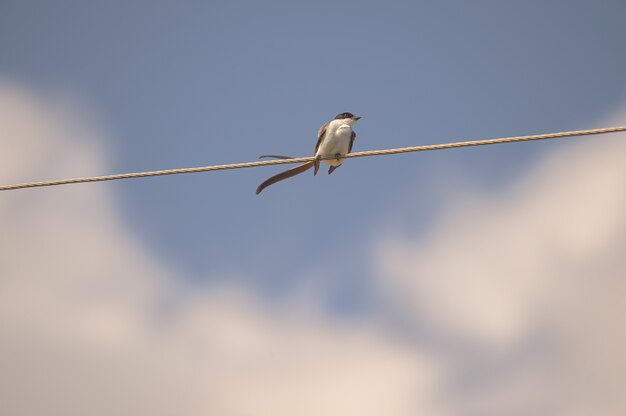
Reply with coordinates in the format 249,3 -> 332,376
256,161 -> 314,195
314,122 -> 329,155
348,130 -> 356,153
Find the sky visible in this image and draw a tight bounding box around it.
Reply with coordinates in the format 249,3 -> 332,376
1,1 -> 626,415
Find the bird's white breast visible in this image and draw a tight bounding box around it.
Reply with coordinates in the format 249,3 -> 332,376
315,122 -> 352,166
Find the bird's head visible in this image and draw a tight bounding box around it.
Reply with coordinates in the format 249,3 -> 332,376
334,112 -> 362,125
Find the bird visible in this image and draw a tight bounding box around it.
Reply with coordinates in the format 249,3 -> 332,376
256,112 -> 361,194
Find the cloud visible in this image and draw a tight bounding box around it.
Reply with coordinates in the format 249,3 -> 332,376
0,82 -> 443,416
3,79 -> 626,416
374,107 -> 626,414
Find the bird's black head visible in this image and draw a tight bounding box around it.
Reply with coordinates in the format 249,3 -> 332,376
334,112 -> 360,120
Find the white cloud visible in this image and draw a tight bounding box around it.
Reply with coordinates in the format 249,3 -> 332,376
4,79 -> 626,416
374,107 -> 626,414
0,82 -> 443,416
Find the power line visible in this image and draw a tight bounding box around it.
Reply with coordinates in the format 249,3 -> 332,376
1,125 -> 625,192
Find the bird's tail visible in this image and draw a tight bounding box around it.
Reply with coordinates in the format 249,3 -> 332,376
258,154 -> 294,160
256,161 -> 314,194
260,154 -> 321,176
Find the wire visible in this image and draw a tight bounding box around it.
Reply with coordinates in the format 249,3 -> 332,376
1,125 -> 625,192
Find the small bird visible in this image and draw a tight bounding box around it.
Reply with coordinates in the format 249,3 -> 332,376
256,112 -> 361,194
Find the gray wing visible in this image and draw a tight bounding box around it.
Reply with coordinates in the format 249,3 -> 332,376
314,122 -> 329,155
348,130 -> 356,153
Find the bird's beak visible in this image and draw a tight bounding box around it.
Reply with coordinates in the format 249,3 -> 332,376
353,116 -> 362,121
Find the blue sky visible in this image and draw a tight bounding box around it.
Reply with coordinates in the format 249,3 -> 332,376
2,1 -> 626,414
3,0 -> 625,288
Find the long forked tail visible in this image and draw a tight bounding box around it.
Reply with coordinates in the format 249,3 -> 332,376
256,161 -> 314,194
259,155 -> 294,160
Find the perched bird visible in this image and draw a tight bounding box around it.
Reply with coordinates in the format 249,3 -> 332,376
256,112 -> 361,194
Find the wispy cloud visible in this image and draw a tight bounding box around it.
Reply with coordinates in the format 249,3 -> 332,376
374,106 -> 626,414
0,82 -> 443,416
2,80 -> 625,415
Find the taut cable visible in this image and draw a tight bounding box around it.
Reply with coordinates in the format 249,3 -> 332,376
1,125 -> 625,192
